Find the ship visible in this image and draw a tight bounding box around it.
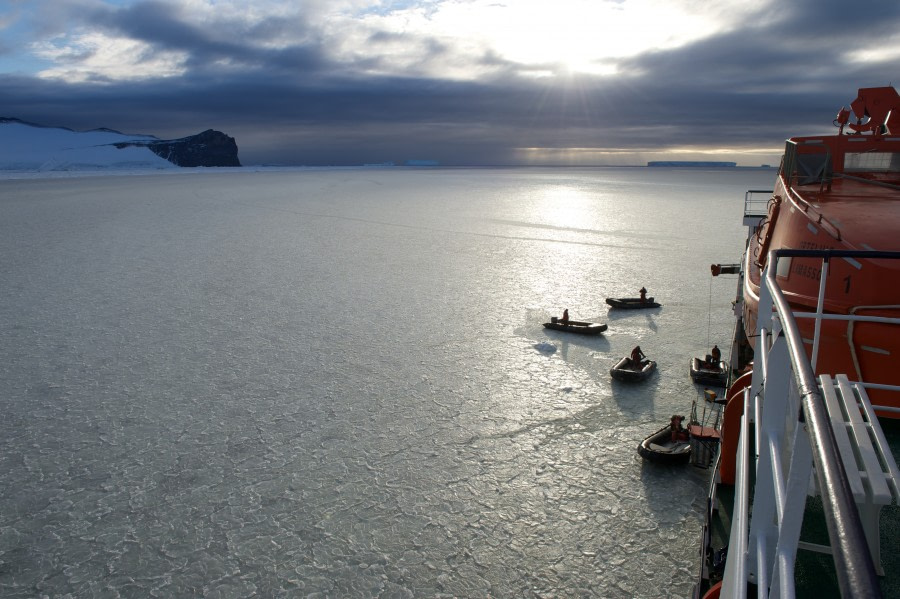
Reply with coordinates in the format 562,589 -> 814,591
695,87 -> 900,598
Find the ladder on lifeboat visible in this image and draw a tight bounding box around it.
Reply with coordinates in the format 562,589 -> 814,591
720,249 -> 900,599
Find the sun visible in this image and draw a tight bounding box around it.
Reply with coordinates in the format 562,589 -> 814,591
494,5 -> 626,76
425,0 -> 728,77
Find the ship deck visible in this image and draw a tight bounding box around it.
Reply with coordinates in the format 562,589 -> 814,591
705,419 -> 900,598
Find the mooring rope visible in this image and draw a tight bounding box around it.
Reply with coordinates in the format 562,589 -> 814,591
707,274 -> 713,350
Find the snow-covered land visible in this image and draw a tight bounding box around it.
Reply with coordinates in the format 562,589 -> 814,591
0,118 -> 179,172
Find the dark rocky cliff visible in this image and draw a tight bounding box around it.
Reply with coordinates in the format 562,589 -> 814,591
116,129 -> 241,167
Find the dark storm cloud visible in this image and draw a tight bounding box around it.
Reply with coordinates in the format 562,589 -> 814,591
605,0 -> 900,148
777,0 -> 899,36
4,0 -> 900,165
80,0 -> 330,74
90,1 -> 211,50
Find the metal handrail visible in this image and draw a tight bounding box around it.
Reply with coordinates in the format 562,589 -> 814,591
764,248 -> 883,597
744,189 -> 773,219
771,248 -> 900,261
837,172 -> 900,192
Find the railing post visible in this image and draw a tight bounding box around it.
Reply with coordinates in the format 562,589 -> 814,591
747,331 -> 791,589
721,387 -> 753,599
717,241 -> 900,598
769,402 -> 814,598
765,249 -> 881,597
810,257 -> 829,370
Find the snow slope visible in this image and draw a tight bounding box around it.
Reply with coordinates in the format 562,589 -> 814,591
0,119 -> 177,172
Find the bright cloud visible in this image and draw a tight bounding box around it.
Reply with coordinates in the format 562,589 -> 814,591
16,0 -> 765,83
32,31 -> 187,82
845,35 -> 900,64
404,0 -> 720,75
322,0 -> 761,79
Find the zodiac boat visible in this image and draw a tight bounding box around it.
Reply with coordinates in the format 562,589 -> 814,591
610,356 -> 656,381
637,423 -> 692,465
543,317 -> 607,335
605,297 -> 661,309
696,87 -> 900,598
690,358 -> 728,387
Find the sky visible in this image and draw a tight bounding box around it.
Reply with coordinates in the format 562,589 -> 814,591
1,0 -> 899,167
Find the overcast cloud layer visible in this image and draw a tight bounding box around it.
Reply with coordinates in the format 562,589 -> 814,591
2,0 -> 899,166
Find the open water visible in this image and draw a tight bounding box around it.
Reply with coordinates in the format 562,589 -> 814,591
0,166 -> 775,597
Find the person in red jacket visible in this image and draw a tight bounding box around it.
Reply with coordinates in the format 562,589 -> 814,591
670,415 -> 688,442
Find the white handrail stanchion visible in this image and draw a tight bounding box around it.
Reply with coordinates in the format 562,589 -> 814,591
718,248 -> 900,598
810,257 -> 829,370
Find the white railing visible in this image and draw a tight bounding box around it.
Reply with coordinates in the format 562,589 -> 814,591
720,249 -> 900,599
743,190 -> 773,228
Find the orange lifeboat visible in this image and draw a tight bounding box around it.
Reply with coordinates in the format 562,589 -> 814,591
740,86 -> 900,416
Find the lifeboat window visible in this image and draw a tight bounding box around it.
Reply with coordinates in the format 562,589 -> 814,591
845,151 -> 900,172
795,153 -> 832,185
776,256 -> 792,278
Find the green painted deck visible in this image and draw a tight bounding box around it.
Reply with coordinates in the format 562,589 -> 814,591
701,419 -> 899,597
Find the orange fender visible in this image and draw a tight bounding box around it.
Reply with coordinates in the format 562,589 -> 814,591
719,371 -> 753,485
757,198 -> 781,268
702,580 -> 723,599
